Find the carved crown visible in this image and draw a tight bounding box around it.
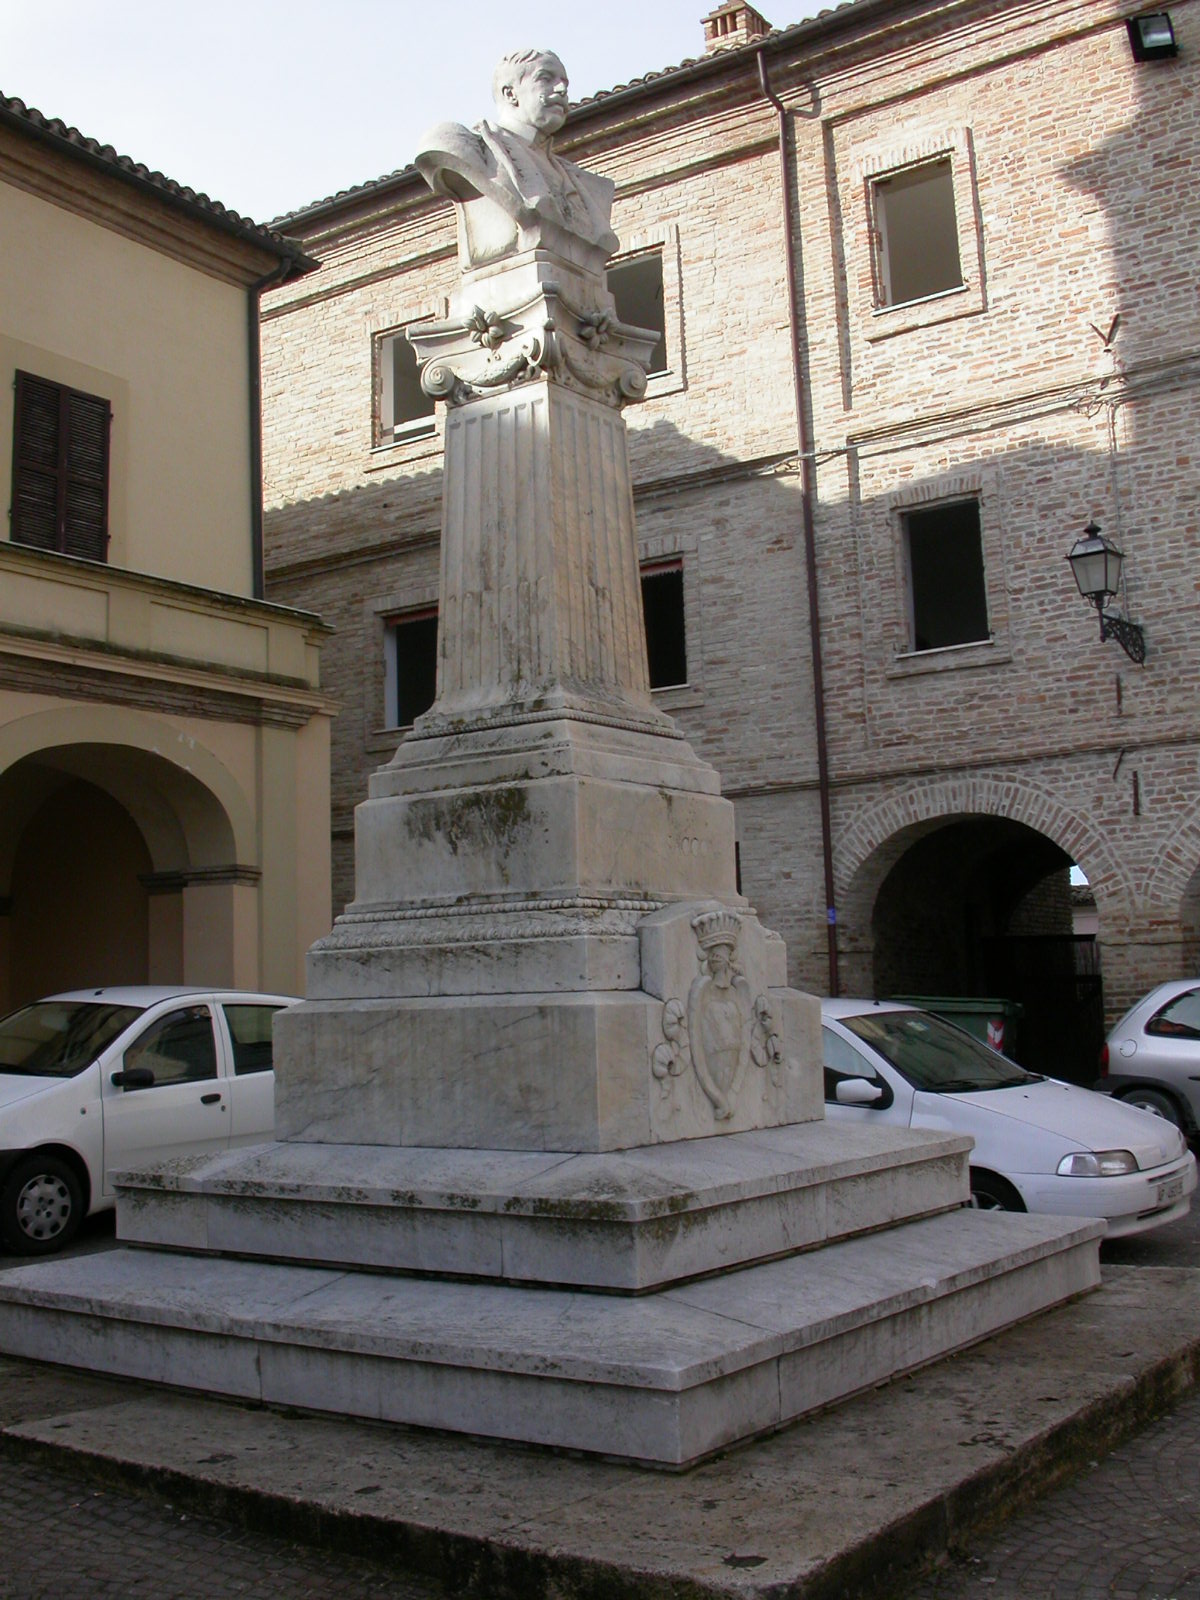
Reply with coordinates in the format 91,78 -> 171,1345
691,908 -> 742,952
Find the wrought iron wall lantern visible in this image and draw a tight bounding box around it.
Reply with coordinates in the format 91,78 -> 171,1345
1066,521 -> 1147,664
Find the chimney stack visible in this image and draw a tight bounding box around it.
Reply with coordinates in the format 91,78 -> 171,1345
702,3 -> 773,52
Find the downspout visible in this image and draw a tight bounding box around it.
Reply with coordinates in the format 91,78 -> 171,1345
248,261 -> 292,600
756,50 -> 840,996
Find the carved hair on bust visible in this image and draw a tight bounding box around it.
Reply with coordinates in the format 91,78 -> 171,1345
492,47 -> 563,106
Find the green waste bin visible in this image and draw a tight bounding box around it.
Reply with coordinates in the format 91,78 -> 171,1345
888,996 -> 1024,1058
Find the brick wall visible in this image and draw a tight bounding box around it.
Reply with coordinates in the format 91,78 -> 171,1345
262,0 -> 1200,1024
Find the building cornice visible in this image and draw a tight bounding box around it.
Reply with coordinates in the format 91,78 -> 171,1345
0,541 -> 331,641
0,640 -> 334,730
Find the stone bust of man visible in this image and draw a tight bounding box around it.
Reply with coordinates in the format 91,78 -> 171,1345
415,48 -> 619,274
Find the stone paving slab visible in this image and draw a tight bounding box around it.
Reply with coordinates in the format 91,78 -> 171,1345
0,1265 -> 1197,1600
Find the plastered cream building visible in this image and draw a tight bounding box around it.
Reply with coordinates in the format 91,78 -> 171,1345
0,94 -> 335,1009
260,0 -> 1200,1082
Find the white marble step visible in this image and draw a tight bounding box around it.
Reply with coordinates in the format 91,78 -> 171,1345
0,1208 -> 1102,1465
114,1122 -> 972,1290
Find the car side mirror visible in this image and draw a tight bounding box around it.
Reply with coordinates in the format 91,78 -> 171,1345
835,1076 -> 884,1107
111,1066 -> 155,1090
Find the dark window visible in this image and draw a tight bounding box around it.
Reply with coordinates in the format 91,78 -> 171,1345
1146,989 -> 1200,1039
386,607 -> 438,727
123,1006 -> 217,1086
378,331 -> 435,443
873,158 -> 963,308
221,1004 -> 284,1075
607,254 -> 667,376
903,500 -> 989,652
641,561 -> 687,689
11,371 -> 111,560
0,1001 -> 141,1078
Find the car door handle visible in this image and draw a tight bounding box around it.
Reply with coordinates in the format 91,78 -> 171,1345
200,1092 -> 223,1105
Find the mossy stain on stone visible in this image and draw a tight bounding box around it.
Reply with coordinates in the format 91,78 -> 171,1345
404,786 -> 533,859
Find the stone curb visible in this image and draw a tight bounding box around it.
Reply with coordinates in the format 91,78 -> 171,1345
1,1266 -> 1198,1599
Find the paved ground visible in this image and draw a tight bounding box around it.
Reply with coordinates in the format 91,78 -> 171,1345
902,1388 -> 1200,1600
889,1204 -> 1200,1600
0,1204 -> 1197,1598
0,1451 -> 437,1600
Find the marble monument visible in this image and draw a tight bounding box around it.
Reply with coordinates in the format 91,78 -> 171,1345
0,50 -> 1102,1468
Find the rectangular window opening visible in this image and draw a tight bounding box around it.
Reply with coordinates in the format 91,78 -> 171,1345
384,607 -> 439,727
874,158 -> 963,308
903,500 -> 989,652
378,330 -> 436,444
607,254 -> 668,377
641,560 -> 687,688
11,371 -> 111,560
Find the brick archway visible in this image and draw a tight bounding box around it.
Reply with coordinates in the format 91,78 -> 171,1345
836,772 -> 1129,934
831,775 -> 1120,1079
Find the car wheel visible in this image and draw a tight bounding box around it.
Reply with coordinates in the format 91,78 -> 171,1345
1120,1086 -> 1185,1128
969,1171 -> 1026,1212
0,1155 -> 84,1256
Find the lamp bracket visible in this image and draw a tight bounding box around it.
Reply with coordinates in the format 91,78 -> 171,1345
1101,610 -> 1147,664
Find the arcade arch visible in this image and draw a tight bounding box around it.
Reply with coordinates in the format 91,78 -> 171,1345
0,721 -> 254,1011
840,793 -> 1111,1083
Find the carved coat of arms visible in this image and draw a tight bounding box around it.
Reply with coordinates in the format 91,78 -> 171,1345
651,909 -> 785,1121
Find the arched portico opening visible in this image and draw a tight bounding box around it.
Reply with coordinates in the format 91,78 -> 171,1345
8,777 -> 152,1002
857,816 -> 1104,1082
0,737 -> 251,1012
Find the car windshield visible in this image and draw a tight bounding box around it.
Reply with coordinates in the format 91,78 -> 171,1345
0,1001 -> 144,1079
841,1010 -> 1042,1093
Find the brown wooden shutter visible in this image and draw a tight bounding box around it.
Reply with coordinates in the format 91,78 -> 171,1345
11,371 -> 111,560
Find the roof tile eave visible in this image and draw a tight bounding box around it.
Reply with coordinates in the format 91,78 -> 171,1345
0,92 -> 316,278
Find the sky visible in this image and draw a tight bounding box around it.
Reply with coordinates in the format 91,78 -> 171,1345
2,1 -> 821,225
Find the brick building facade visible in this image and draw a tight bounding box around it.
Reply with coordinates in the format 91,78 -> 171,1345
260,0 -> 1200,1079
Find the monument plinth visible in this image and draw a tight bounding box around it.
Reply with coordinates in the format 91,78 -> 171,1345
0,48 -> 1102,1468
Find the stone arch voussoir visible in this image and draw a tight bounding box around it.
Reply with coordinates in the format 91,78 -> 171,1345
836,773 -> 1130,933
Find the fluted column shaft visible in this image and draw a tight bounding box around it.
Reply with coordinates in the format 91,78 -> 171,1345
434,382 -> 651,719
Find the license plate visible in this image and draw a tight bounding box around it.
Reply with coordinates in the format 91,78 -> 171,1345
1157,1174 -> 1185,1206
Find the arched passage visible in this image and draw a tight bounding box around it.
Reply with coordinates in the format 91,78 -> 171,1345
8,777 -> 153,1002
0,731 -> 251,1011
845,812 -> 1105,1082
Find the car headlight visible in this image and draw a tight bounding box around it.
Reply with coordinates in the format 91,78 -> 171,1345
1057,1150 -> 1139,1177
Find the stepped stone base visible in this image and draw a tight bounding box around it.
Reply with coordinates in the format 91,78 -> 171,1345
112,1122 -> 974,1290
0,1120 -> 1103,1466
0,1208 -> 1102,1466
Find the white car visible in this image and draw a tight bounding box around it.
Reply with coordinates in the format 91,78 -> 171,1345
822,999 -> 1196,1238
0,986 -> 296,1256
1095,978 -> 1200,1132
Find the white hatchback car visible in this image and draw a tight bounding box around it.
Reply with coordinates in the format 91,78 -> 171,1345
0,986 -> 296,1255
1095,978 -> 1200,1132
823,999 -> 1196,1238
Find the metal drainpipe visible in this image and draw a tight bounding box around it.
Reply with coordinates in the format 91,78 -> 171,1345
247,262 -> 293,601
756,49 -> 839,996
